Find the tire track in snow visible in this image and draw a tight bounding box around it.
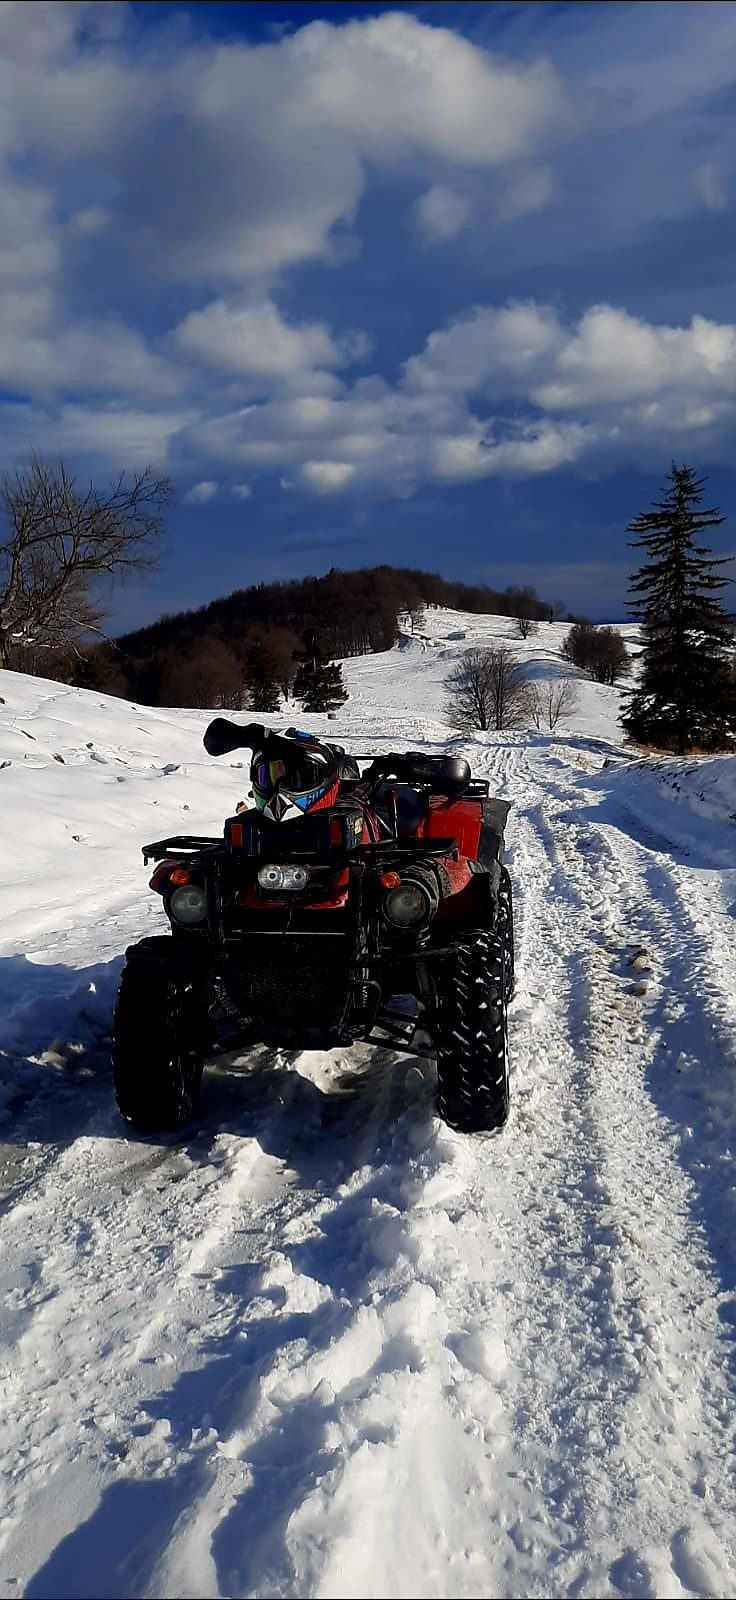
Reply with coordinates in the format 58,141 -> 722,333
477,792 -> 650,1599
535,782 -> 736,1597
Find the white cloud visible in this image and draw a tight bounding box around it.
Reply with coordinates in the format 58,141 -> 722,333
179,299 -> 736,494
500,166 -> 555,218
0,3 -> 573,495
0,5 -> 566,455
414,185 -> 471,242
431,420 -> 590,480
48,404 -> 193,469
530,306 -> 736,410
0,170 -> 59,288
403,302 -> 564,397
300,460 -> 356,492
3,6 -> 736,508
173,297 -> 362,380
183,480 -> 218,504
0,401 -> 194,471
0,9 -> 568,285
0,294 -> 183,402
294,12 -> 568,164
232,482 -> 252,500
692,162 -> 728,212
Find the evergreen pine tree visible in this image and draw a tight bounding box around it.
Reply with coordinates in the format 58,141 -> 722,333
244,639 -> 280,712
293,629 -> 347,712
621,464 -> 734,753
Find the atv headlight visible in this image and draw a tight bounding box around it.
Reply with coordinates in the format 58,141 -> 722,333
383,881 -> 431,928
257,863 -> 311,892
168,883 -> 207,925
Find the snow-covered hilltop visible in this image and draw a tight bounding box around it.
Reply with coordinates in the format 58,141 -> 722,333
0,611 -> 735,1599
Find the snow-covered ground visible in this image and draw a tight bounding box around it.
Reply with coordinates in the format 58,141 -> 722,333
0,611 -> 734,1600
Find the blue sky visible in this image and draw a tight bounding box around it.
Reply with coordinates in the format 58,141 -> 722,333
2,0 -> 736,628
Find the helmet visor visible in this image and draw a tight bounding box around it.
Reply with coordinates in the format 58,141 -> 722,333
254,757 -> 287,790
253,748 -> 330,797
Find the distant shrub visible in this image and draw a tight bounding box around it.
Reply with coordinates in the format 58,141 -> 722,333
561,622 -> 629,685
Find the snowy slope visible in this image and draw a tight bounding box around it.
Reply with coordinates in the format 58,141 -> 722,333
0,614 -> 735,1600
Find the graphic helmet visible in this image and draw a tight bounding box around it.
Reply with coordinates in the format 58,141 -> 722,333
251,730 -> 340,823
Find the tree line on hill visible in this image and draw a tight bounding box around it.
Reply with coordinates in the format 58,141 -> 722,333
1,452 -> 733,748
0,456 -> 570,710
99,567 -> 568,710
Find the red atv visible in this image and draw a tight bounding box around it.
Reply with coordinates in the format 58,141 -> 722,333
112,720 -> 514,1135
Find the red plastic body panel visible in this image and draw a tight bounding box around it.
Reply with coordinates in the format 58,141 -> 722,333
422,796 -> 483,859
149,861 -> 178,895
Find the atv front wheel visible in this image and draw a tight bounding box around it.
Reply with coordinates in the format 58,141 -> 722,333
113,942 -> 206,1131
435,931 -> 509,1133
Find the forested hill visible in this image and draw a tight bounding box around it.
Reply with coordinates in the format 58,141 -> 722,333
109,565 -> 567,706
116,565 -> 566,658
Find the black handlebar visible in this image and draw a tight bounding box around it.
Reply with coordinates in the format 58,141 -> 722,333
203,719 -> 266,757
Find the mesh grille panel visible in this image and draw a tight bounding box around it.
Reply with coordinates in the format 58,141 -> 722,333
223,941 -> 349,1032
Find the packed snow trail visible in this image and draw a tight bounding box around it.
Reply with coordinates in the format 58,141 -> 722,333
0,631 -> 735,1598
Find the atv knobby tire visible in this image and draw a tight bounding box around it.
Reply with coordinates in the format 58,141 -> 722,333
435,931 -> 509,1133
113,943 -> 206,1131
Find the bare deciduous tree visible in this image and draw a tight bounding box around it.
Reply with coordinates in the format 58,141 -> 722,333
159,638 -> 244,710
0,452 -> 170,669
445,646 -> 532,731
242,623 -> 300,700
516,615 -> 539,640
529,678 -> 579,730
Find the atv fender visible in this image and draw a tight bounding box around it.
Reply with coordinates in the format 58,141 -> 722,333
479,798 -> 510,869
467,858 -> 502,921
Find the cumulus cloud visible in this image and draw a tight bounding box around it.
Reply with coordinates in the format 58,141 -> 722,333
499,166 -> 556,218
529,305 -> 736,410
178,299 -> 736,494
414,186 -> 471,243
0,4 -> 569,471
282,12 -> 568,172
0,9 -> 568,287
0,307 -> 183,402
173,297 -> 365,380
431,420 -> 591,481
300,461 -> 357,492
3,4 -> 736,508
0,400 -> 193,472
183,480 -> 218,505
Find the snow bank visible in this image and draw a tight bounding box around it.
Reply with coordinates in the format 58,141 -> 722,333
616,751 -> 736,826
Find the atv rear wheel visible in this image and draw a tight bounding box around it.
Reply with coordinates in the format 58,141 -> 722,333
113,943 -> 206,1131
435,931 -> 509,1133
